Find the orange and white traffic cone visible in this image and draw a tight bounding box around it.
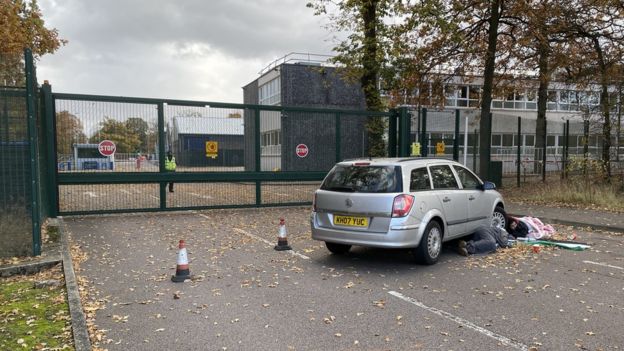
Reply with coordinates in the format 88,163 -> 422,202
274,218 -> 292,251
171,240 -> 192,282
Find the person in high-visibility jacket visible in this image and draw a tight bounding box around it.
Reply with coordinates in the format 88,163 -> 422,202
165,151 -> 176,192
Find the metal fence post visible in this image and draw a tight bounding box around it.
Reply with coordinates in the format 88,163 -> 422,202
335,112 -> 342,162
388,109 -> 397,157
41,82 -> 58,217
473,128 -> 478,171
157,102 -> 166,209
542,119 -> 547,182
421,108 -> 428,157
517,117 -> 521,187
565,120 -> 570,179
453,109 -> 460,161
485,112 -> 493,180
254,108 -> 261,206
398,107 -> 410,157
25,49 -> 41,256
561,121 -> 566,180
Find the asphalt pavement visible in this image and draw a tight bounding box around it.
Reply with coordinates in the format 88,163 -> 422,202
61,205 -> 624,351
0,203 -> 624,351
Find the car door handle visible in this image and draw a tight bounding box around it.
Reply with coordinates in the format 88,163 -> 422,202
468,195 -> 475,201
442,197 -> 451,203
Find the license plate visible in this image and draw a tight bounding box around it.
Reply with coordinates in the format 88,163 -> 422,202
333,215 -> 368,227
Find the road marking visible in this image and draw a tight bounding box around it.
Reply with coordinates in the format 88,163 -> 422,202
583,260 -> 624,270
388,291 -> 528,351
189,192 -> 214,199
84,192 -> 98,198
231,228 -> 309,260
120,189 -> 132,195
148,194 -> 159,200
195,213 -> 309,260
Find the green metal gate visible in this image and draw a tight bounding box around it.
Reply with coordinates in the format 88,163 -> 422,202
43,87 -> 410,215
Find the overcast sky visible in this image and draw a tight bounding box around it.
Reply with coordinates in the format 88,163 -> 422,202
37,0 -> 336,103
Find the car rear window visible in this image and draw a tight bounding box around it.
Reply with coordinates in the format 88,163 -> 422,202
321,165 -> 402,193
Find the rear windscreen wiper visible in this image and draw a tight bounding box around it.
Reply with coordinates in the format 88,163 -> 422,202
326,186 -> 356,192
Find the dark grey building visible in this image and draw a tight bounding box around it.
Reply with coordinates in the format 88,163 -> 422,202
170,116 -> 244,168
243,60 -> 368,172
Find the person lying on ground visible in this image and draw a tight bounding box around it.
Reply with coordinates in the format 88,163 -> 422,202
456,225 -> 510,256
506,216 -> 529,238
506,215 -> 555,240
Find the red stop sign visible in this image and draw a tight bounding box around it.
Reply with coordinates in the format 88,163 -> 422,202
296,144 -> 309,158
98,140 -> 116,156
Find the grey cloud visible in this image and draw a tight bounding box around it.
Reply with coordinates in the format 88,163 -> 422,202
42,0 -> 333,59
36,0 -> 337,102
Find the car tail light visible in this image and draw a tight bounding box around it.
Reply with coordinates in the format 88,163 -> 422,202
392,194 -> 414,217
313,192 -> 317,212
353,162 -> 370,166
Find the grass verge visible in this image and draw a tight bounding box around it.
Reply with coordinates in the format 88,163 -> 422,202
502,177 -> 624,212
0,265 -> 74,350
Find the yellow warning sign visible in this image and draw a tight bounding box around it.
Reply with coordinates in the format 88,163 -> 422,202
206,141 -> 218,159
436,141 -> 445,155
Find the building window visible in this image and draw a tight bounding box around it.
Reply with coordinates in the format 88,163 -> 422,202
469,86 -> 480,107
261,130 -> 281,147
259,78 -> 280,105
526,90 -> 537,110
492,134 -> 502,147
444,85 -> 457,107
502,134 -> 513,147
467,133 -> 479,147
525,135 -> 535,146
547,91 -> 558,110
547,135 -> 556,147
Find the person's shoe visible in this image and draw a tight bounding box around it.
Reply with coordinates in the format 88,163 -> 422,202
456,240 -> 468,256
169,190 -> 174,193
456,246 -> 469,257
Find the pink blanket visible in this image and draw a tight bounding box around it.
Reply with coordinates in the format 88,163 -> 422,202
518,216 -> 556,239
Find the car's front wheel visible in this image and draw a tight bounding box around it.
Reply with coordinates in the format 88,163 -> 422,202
414,221 -> 442,265
492,206 -> 507,229
325,242 -> 351,254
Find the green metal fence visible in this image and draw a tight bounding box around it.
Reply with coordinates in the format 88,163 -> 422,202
0,49 -> 47,256
48,91 -> 408,215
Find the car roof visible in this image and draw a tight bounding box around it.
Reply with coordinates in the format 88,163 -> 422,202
338,157 -> 460,167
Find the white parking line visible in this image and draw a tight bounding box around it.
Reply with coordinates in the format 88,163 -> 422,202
120,189 -> 132,195
583,260 -> 624,270
84,191 -> 98,198
195,213 -> 309,260
233,227 -> 310,260
189,192 -> 214,199
388,291 -> 529,351
148,194 -> 159,200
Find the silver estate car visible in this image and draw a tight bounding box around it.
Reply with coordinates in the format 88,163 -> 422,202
310,158 -> 506,265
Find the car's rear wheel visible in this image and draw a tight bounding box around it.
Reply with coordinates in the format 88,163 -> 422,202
325,242 -> 351,254
414,221 -> 442,265
492,206 -> 507,229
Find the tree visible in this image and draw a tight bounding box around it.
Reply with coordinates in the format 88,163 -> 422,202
55,111 -> 86,155
502,1 -> 571,175
308,0 -> 397,156
559,1 -> 624,178
396,0 -> 515,177
0,0 -> 65,86
89,118 -> 142,154
125,117 -> 155,152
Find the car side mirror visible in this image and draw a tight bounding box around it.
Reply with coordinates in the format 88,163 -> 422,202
480,181 -> 496,191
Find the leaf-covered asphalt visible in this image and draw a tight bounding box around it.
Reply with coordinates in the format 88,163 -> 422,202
65,207 -> 624,351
